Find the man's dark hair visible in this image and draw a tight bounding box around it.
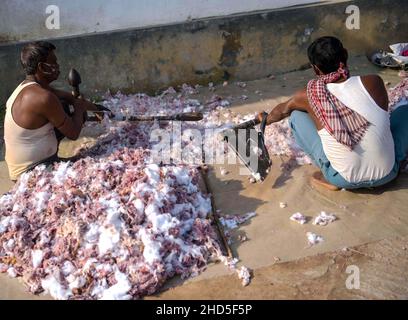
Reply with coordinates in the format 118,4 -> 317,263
20,41 -> 56,75
307,36 -> 347,74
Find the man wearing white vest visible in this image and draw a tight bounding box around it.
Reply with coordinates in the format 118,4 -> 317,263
3,41 -> 97,181
260,36 -> 408,190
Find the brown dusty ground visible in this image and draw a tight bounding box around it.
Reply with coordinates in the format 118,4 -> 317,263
1,56 -> 408,299
148,236 -> 408,300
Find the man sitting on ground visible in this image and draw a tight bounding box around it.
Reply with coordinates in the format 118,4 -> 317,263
260,36 -> 408,190
3,41 -> 97,181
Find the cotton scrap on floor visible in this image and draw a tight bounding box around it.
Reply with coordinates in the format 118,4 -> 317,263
313,212 -> 337,226
306,232 -> 324,246
290,213 -> 307,225
279,202 -> 287,209
219,212 -> 257,230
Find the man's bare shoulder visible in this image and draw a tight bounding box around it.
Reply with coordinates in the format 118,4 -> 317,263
21,85 -> 59,111
359,74 -> 388,110
360,74 -> 385,86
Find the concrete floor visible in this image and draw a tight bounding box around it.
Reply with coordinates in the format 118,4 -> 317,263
1,56 -> 408,299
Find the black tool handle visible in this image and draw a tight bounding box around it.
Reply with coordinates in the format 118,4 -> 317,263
260,111 -> 268,135
93,103 -> 115,118
230,111 -> 268,130
232,118 -> 260,130
86,112 -> 204,122
125,112 -> 203,121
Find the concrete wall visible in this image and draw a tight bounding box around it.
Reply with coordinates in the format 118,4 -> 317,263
0,0 -> 407,106
0,0 -> 322,42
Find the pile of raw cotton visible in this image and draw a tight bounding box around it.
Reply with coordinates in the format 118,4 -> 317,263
0,86 -> 259,300
98,87 -> 311,166
2,73 -> 408,299
0,151 -> 225,299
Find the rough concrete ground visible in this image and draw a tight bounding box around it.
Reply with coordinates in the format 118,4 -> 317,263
148,236 -> 408,300
1,55 -> 407,299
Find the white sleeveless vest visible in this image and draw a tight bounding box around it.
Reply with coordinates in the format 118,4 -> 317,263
318,76 -> 395,183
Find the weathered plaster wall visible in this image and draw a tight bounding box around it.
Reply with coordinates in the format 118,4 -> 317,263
0,0 -> 322,42
0,0 -> 407,106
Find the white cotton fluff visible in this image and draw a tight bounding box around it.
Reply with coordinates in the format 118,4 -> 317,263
0,194 -> 13,207
7,267 -> 17,278
194,193 -> 212,217
97,197 -> 124,255
12,203 -> 22,212
35,191 -> 51,212
171,237 -> 202,258
178,218 -> 195,236
220,217 -> 239,230
244,212 -> 257,221
52,161 -> 71,185
99,197 -> 121,218
32,249 -> 44,268
96,263 -> 113,274
41,275 -> 72,300
153,213 -> 177,233
172,167 -> 193,188
105,205 -> 124,230
100,268 -> 132,300
82,258 -> 98,272
4,238 -> 15,252
252,146 -> 262,156
37,178 -> 47,188
98,225 -> 121,256
220,212 -> 256,230
111,160 -> 124,167
252,172 -> 262,182
0,216 -> 12,234
236,266 -> 251,287
306,232 -> 324,245
39,230 -> 51,245
61,261 -> 75,276
220,167 -> 228,176
290,213 -> 307,225
134,182 -> 154,196
138,229 -> 162,265
144,164 -> 161,185
134,199 -> 145,212
279,202 -> 287,209
84,223 -> 100,244
67,275 -> 86,290
160,184 -> 177,202
145,203 -> 179,233
221,256 -> 239,270
151,189 -> 166,207
172,203 -> 193,215
145,203 -> 160,217
15,173 -> 30,195
313,212 -> 337,226
91,279 -> 108,297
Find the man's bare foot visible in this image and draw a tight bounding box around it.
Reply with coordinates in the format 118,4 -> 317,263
310,172 -> 341,191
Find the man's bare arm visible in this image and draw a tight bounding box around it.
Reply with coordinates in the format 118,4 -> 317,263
46,86 -> 76,105
46,85 -> 99,111
260,90 -> 310,124
36,92 -> 86,140
360,75 -> 389,111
